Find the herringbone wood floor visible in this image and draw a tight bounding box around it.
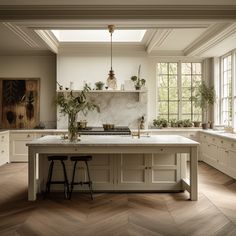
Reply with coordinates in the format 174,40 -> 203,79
1,163 -> 236,236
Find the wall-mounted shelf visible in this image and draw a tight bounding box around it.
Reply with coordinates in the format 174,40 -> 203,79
56,89 -> 147,93
56,89 -> 147,101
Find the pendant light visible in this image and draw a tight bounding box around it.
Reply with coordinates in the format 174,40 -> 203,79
106,25 -> 117,90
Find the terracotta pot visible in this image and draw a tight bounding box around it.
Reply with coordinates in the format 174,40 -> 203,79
193,121 -> 201,127
202,123 -> 208,130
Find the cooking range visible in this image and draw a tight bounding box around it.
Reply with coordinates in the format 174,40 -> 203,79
77,126 -> 131,135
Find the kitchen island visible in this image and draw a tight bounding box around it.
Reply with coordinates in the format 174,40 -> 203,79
27,135 -> 199,201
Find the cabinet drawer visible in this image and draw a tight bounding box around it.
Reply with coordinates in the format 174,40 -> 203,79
0,134 -> 8,143
11,133 -> 35,140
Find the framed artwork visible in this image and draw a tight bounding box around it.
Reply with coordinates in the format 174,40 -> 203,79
0,78 -> 40,129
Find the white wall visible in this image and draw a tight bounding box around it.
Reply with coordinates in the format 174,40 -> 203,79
57,52 -> 150,127
0,55 -> 56,128
57,54 -> 148,90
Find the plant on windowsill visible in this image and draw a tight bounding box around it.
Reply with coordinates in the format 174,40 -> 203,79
55,83 -> 100,142
131,65 -> 146,90
190,81 -> 215,129
153,118 -> 168,128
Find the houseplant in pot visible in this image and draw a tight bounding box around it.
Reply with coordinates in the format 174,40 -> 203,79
56,83 -> 100,141
190,81 -> 215,129
95,81 -> 105,90
131,65 -> 146,90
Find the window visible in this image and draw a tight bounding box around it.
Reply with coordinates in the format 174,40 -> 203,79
51,29 -> 146,42
157,63 -> 178,121
157,62 -> 202,122
181,63 -> 202,121
221,54 -> 232,126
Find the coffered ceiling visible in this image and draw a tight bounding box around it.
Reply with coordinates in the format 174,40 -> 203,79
0,2 -> 236,57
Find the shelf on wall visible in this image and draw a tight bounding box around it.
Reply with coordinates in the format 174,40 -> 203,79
56,90 -> 147,93
56,89 -> 147,102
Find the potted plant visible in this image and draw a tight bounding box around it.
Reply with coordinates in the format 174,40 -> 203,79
190,81 -> 215,129
153,118 -> 168,128
56,83 -> 100,141
95,81 -> 104,90
131,65 -> 146,90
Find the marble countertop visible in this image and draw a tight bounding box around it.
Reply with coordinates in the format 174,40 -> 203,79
201,130 -> 236,141
26,135 -> 199,147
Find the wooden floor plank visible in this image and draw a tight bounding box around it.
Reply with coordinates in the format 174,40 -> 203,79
0,162 -> 236,236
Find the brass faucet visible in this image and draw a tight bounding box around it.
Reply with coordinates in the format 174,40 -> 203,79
132,117 -> 143,138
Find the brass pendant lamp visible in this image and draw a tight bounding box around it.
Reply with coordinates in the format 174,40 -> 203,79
106,25 -> 117,90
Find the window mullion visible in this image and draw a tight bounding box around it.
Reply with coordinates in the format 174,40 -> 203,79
178,61 -> 182,120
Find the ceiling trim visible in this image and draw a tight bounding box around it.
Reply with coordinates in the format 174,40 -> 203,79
184,23 -> 236,56
35,30 -> 59,53
57,43 -> 146,55
146,29 -> 172,54
1,5 -> 236,20
2,22 -> 39,48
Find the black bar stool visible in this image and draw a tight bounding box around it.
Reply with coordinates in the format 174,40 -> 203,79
45,155 -> 69,199
70,155 -> 93,200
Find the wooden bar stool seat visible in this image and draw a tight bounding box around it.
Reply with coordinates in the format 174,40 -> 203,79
70,155 -> 93,200
45,155 -> 69,199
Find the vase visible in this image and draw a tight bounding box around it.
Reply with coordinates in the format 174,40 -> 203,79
68,113 -> 77,142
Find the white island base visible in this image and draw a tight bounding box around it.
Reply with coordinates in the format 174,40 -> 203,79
27,135 -> 199,201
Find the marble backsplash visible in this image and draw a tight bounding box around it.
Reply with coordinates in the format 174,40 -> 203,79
57,91 -> 148,129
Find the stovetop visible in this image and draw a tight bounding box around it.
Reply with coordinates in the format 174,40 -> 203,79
77,126 -> 131,135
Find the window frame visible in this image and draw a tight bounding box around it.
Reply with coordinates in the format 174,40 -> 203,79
156,60 -> 203,122
220,52 -> 234,127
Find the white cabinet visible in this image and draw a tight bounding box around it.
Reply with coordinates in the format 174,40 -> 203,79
90,154 -> 114,190
0,132 -> 9,166
9,131 -> 62,162
200,132 -> 236,179
149,153 -> 182,190
227,150 -> 236,179
116,153 -> 183,191
10,132 -> 36,162
116,153 -> 149,190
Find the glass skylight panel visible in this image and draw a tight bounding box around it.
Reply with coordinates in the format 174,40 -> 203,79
51,29 -> 146,42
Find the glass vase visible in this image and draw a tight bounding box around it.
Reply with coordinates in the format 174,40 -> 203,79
68,113 -> 77,142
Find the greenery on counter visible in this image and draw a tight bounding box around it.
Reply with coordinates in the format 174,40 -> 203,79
153,118 -> 168,128
153,118 -> 193,128
55,83 -> 100,141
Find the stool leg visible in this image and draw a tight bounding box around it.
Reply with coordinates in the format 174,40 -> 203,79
61,160 -> 69,199
85,161 -> 93,200
70,161 -> 78,199
45,160 -> 54,197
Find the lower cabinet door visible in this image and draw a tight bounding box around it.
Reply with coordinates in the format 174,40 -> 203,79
227,150 -> 236,179
10,133 -> 36,162
217,147 -> 228,173
90,154 -> 114,190
203,143 -> 218,168
116,153 -> 149,190
148,153 -> 182,190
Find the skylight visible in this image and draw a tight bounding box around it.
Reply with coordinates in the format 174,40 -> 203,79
51,29 -> 146,42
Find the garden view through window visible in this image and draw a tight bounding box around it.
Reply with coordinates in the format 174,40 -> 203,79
157,62 -> 202,123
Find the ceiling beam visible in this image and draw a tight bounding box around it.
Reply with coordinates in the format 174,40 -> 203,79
35,30 -> 59,53
146,29 -> 172,54
1,5 -> 236,20
184,23 -> 236,56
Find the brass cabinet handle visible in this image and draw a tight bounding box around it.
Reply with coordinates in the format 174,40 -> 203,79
225,150 -> 229,153
27,134 -> 30,138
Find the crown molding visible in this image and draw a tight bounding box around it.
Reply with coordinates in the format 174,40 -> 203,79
57,43 -> 146,55
148,50 -> 184,57
2,22 -> 40,48
1,5 -> 236,20
146,29 -> 172,54
35,30 -> 59,53
184,23 -> 236,56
